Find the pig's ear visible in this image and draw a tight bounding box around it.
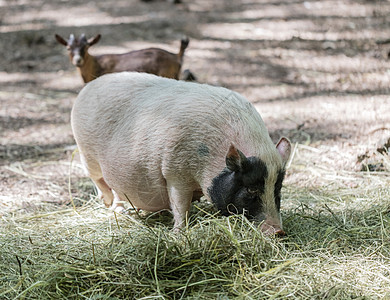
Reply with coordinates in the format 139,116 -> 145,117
226,144 -> 247,172
276,137 -> 291,164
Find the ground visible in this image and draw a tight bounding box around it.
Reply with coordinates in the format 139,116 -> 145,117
1,0 -> 390,298
1,0 -> 389,213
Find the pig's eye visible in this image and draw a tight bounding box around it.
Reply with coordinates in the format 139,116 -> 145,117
247,187 -> 257,194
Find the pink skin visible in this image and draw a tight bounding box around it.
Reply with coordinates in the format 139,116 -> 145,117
72,72 -> 291,233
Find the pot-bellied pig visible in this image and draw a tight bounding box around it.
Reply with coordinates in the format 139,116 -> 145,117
71,72 -> 291,235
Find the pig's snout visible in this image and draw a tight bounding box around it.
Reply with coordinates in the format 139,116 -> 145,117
260,220 -> 286,237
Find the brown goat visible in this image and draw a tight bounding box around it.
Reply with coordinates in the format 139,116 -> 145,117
55,33 -> 189,83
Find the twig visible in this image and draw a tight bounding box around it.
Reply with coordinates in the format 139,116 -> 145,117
4,164 -> 49,180
369,127 -> 390,134
154,230 -> 162,296
324,203 -> 342,226
123,193 -> 158,238
15,255 -> 22,276
298,144 -> 321,153
68,147 -> 79,213
123,193 -> 142,220
114,211 -> 121,230
92,242 -> 96,265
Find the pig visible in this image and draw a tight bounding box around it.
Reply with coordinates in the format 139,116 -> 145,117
71,72 -> 291,235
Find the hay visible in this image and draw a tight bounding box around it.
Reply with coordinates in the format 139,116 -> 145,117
0,201 -> 285,299
1,145 -> 390,299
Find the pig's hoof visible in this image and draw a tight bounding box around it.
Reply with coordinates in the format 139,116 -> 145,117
172,227 -> 181,233
110,205 -> 125,214
172,222 -> 187,234
103,199 -> 114,208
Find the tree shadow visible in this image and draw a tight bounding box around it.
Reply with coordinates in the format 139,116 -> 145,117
0,142 -> 74,166
0,115 -> 67,133
0,0 -> 388,163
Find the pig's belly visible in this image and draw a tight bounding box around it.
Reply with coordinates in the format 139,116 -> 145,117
102,170 -> 171,212
117,186 -> 171,212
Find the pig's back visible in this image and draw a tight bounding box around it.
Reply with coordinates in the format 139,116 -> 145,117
71,72 -> 274,201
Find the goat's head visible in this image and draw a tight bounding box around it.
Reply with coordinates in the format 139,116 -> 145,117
55,34 -> 101,67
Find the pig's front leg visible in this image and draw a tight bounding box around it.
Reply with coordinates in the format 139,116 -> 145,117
167,183 -> 193,231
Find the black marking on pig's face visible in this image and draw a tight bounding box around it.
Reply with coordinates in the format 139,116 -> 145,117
208,145 -> 286,221
208,155 -> 270,220
274,170 -> 286,211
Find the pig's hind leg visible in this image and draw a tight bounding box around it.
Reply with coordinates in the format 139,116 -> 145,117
95,177 -> 114,207
79,152 -> 114,207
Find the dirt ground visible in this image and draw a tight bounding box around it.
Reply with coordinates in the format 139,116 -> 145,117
0,0 -> 389,215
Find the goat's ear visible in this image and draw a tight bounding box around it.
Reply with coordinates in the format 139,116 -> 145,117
55,34 -> 68,46
88,34 -> 101,47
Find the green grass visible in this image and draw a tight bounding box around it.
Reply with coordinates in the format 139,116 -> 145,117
1,152 -> 390,299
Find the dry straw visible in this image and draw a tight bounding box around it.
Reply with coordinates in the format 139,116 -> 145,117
1,145 -> 389,299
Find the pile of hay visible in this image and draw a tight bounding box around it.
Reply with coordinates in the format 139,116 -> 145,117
1,145 -> 389,299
